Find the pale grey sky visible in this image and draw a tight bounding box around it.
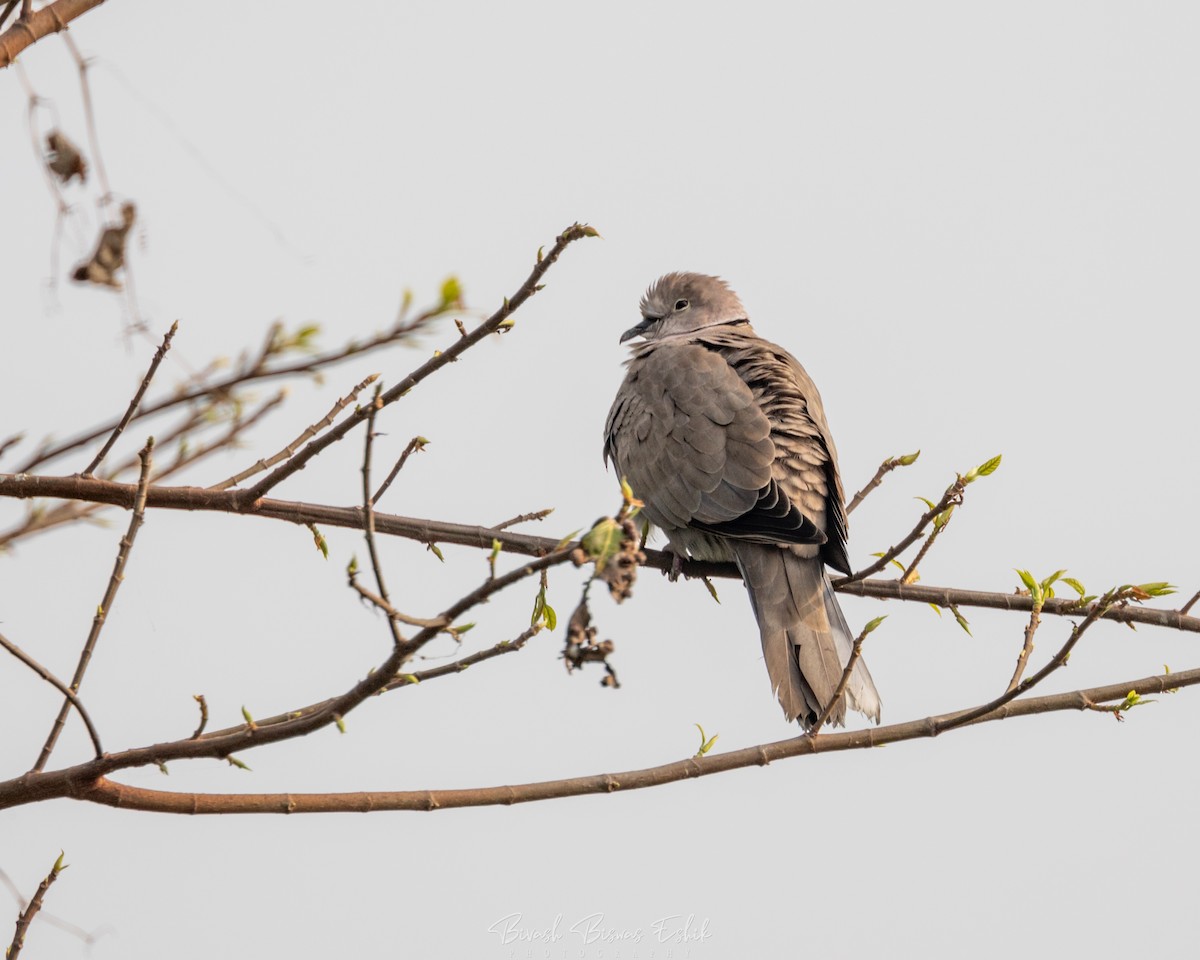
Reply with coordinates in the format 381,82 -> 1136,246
2,3 -> 1198,958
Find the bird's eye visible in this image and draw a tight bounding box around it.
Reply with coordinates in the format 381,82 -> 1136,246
674,299 -> 689,311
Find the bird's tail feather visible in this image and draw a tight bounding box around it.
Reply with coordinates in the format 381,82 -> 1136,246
733,543 -> 882,727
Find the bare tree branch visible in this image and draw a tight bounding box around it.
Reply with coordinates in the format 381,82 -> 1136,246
3,471 -> 1196,636
82,321 -> 177,476
846,451 -> 918,515
210,373 -> 378,491
6,853 -> 66,960
33,438 -> 153,772
236,223 -> 597,507
25,666 -> 1197,815
0,0 -> 106,71
370,434 -> 428,506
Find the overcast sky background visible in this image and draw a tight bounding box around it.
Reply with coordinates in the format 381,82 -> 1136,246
2,3 -> 1198,958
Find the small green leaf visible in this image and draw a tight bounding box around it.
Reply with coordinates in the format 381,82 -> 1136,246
439,276 -> 462,308
933,505 -> 955,529
427,542 -> 445,562
542,603 -> 557,631
309,524 -> 328,559
702,577 -> 720,603
965,453 -> 1002,482
347,554 -> 359,576
581,516 -> 623,567
241,706 -> 255,726
53,851 -> 67,873
1135,581 -> 1176,598
896,450 -> 921,466
227,756 -> 252,771
1012,566 -> 1041,604
952,607 -> 972,636
1061,576 -> 1086,598
694,723 -> 719,757
452,622 -> 476,635
335,715 -> 346,734
400,674 -> 419,685
915,496 -> 937,510
929,603 -> 943,617
863,615 -> 888,634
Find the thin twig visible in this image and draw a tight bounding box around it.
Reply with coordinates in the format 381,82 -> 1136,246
840,478 -> 964,585
370,435 -> 428,506
0,630 -> 103,757
493,508 -> 554,531
393,625 -> 542,687
361,391 -> 404,648
32,438 -> 153,772
846,451 -> 918,515
60,30 -> 111,206
347,578 -> 445,629
82,321 -> 177,476
0,433 -> 22,463
1006,599 -> 1044,692
0,866 -> 97,946
7,853 -> 66,960
1180,589 -> 1200,617
899,506 -> 955,584
191,694 -> 208,739
807,623 -> 873,737
210,373 -> 378,491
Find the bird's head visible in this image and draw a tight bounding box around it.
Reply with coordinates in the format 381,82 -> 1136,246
620,272 -> 748,343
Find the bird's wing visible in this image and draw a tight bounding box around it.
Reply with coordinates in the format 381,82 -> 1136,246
604,341 -> 824,546
706,329 -> 851,574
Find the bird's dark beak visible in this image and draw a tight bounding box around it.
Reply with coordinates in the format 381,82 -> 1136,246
619,317 -> 657,343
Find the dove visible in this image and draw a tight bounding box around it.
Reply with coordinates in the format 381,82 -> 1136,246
604,272 -> 881,727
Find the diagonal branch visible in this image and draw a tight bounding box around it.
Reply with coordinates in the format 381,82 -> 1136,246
82,321 -> 177,476
0,0 -> 106,71
33,439 -> 153,772
6,853 -> 66,960
210,373 -> 378,491
371,435 -> 428,506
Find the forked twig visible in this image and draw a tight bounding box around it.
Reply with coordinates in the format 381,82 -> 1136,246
0,630 -> 103,757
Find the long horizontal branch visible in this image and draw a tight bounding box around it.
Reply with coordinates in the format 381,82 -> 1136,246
3,473 -> 1197,635
66,667 -> 1200,814
0,0 -> 105,70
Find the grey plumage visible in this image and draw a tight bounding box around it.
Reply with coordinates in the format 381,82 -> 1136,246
604,272 -> 881,727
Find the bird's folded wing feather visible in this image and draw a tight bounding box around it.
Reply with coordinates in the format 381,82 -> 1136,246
605,342 -> 825,546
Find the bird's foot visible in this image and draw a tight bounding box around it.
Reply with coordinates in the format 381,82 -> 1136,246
664,549 -> 686,583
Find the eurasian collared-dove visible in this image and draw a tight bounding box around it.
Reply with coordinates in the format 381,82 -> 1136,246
604,272 -> 881,728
